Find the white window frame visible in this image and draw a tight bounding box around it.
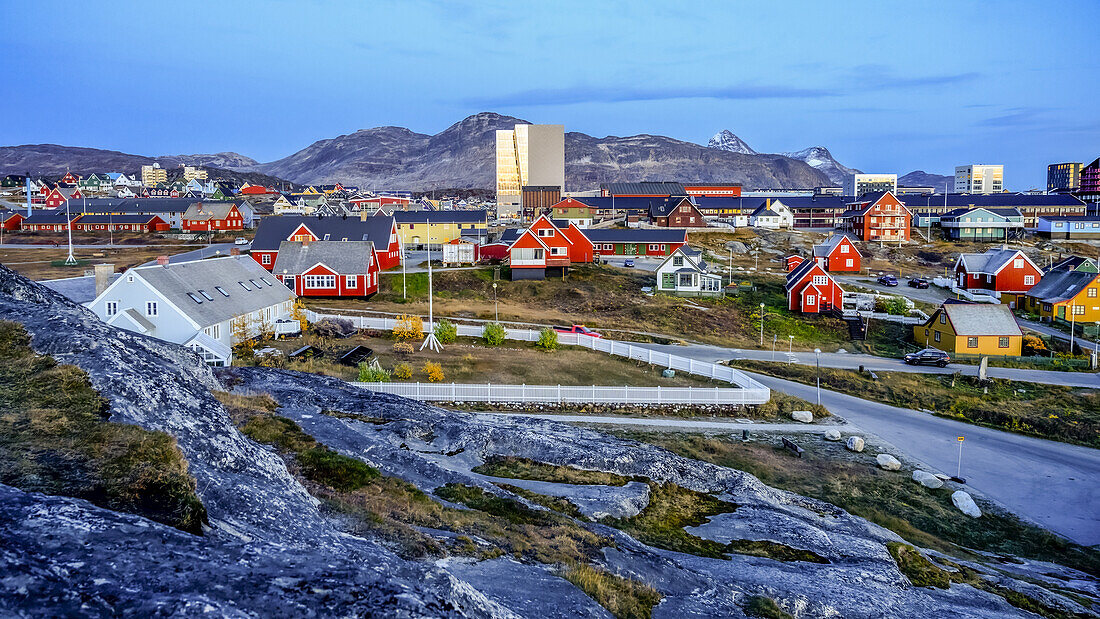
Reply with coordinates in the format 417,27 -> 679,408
305,274 -> 337,289
805,294 -> 816,306
105,301 -> 117,317
261,254 -> 271,265
345,275 -> 357,288
812,275 -> 828,286
1024,275 -> 1034,285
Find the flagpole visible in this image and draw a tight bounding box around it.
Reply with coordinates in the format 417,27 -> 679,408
64,198 -> 76,265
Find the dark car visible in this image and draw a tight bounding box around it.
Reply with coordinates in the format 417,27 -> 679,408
623,259 -> 635,268
904,348 -> 950,367
877,275 -> 899,287
907,277 -> 930,289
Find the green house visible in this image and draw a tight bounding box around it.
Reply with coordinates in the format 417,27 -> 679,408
939,207 -> 1024,242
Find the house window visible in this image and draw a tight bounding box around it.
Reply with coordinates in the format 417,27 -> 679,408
305,274 -> 336,288
934,331 -> 941,342
967,337 -> 978,348
672,256 -> 684,267
283,275 -> 295,289
1024,275 -> 1034,286
146,301 -> 158,316
840,245 -> 848,253
806,295 -> 816,306
662,273 -> 675,288
678,273 -> 694,287
1013,258 -> 1023,268
1088,287 -> 1097,298
649,244 -> 660,251
998,337 -> 1010,348
845,259 -> 853,267
603,244 -> 614,251
1072,305 -> 1085,315
262,254 -> 271,265
538,228 -> 553,237
105,301 -> 117,317
812,275 -> 828,285
345,275 -> 357,288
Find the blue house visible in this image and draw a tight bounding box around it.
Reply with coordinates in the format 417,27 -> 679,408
938,207 -> 1024,241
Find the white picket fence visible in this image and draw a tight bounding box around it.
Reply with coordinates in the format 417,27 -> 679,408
353,382 -> 763,405
306,309 -> 770,404
847,310 -> 925,325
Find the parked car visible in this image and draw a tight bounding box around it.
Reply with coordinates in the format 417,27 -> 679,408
877,275 -> 899,287
907,277 -> 930,289
553,324 -> 603,338
623,259 -> 635,268
904,348 -> 950,367
234,237 -> 249,245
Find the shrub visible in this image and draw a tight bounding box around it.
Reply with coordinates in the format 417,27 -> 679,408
358,362 -> 391,382
313,317 -> 356,339
297,446 -> 379,492
392,341 -> 414,355
434,319 -> 457,344
394,314 -> 424,340
536,327 -> 559,351
875,296 -> 909,315
483,322 -> 506,346
393,362 -> 413,379
422,361 -> 444,382
290,299 -> 309,332
1022,334 -> 1048,356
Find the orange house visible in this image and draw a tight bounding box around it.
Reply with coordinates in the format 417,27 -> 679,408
841,191 -> 911,242
508,215 -> 594,280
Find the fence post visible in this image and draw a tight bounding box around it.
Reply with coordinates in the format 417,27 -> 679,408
648,349 -> 652,364
715,386 -> 719,404
416,382 -> 421,400
522,383 -> 525,401
487,382 -> 491,404
592,384 -> 596,402
452,382 -> 456,402
558,384 -> 561,404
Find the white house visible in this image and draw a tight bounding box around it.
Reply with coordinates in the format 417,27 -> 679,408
88,255 -> 296,366
749,199 -> 793,229
655,246 -> 723,297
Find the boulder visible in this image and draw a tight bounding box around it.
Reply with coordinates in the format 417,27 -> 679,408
823,429 -> 842,441
951,491 -> 982,518
845,436 -> 865,452
912,470 -> 943,489
725,241 -> 748,254
791,410 -> 814,423
876,454 -> 901,471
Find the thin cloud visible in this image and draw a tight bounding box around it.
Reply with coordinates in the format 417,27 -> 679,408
846,65 -> 982,89
977,107 -> 1045,127
467,84 -> 838,107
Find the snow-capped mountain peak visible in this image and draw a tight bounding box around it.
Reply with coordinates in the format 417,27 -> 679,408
781,146 -> 860,185
707,130 -> 757,155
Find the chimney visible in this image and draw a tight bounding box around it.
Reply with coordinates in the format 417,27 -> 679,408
301,237 -> 310,247
230,247 -> 240,256
766,198 -> 772,208
156,255 -> 169,266
94,264 -> 115,296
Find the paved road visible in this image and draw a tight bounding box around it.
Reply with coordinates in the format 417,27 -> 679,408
834,275 -> 952,305
741,371 -> 1100,546
1018,317 -> 1100,349
634,341 -> 1100,389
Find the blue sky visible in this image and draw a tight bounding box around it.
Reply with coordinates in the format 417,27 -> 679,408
3,0 -> 1097,189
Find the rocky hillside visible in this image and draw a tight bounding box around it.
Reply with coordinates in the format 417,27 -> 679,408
708,130 -> 758,155
0,266 -> 1094,617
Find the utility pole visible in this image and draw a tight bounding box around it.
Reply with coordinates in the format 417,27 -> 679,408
759,303 -> 765,347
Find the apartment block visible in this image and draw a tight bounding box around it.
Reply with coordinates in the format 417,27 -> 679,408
141,162 -> 168,187
955,164 -> 1003,194
496,124 -> 565,217
182,165 -> 208,181
842,173 -> 897,198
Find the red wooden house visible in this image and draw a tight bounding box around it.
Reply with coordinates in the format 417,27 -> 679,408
44,186 -> 83,208
785,255 -> 804,272
0,211 -> 24,231
240,183 -> 271,195
181,202 -> 244,232
72,214 -> 169,233
507,215 -> 595,280
251,215 -> 400,272
812,234 -> 862,272
21,210 -> 80,232
840,191 -> 911,242
954,248 -> 1042,294
786,258 -> 844,314
272,240 -> 380,298
61,172 -> 80,185
649,197 -> 707,227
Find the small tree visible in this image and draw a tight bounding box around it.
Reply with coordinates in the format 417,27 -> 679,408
422,361 -> 444,382
230,315 -> 254,360
393,362 -> 413,379
483,322 -> 506,346
358,362 -> 391,382
290,298 -> 308,332
393,314 -> 424,340
435,319 -> 457,344
536,327 -> 558,351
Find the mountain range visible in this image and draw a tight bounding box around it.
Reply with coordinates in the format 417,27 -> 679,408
0,113 -> 952,193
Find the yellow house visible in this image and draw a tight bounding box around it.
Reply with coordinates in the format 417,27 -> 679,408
388,211 -> 488,249
914,302 -> 1023,356
1016,270 -> 1100,323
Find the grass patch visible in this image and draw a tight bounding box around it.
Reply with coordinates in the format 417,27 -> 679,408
602,482 -> 737,559
744,595 -> 793,619
220,394 -> 613,563
754,390 -> 830,419
560,563 -> 662,619
0,321 -> 206,533
496,483 -> 586,520
888,542 -> 951,588
732,360 -> 1100,448
612,431 -> 1100,577
319,409 -> 391,424
473,455 -> 633,486
726,539 -> 829,564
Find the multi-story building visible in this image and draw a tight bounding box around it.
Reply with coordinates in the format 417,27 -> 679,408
495,124 -> 565,219
182,165 -> 208,181
900,193 -> 1087,228
843,174 -> 897,198
141,162 -> 168,187
1078,157 -> 1100,206
840,191 -> 911,242
954,165 -> 1003,194
1047,162 -> 1082,192
520,185 -> 561,223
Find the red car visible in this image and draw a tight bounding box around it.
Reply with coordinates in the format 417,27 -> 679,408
553,324 -> 603,338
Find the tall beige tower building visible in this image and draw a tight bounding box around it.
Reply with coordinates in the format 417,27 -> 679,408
955,165 -> 1003,194
495,124 -> 564,218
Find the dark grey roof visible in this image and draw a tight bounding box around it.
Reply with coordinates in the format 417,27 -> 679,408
812,234 -> 857,257
582,228 -> 687,243
75,214 -> 162,224
649,197 -> 692,217
71,198 -> 239,215
498,228 -> 523,244
956,249 -> 1029,275
183,202 -> 237,221
126,256 -> 294,328
940,207 -> 1023,220
272,241 -> 374,275
938,303 -> 1022,336
251,215 -> 394,251
1038,215 -> 1100,222
1024,270 -> 1099,304
24,210 -> 76,224
899,193 -> 1086,209
601,182 -> 686,196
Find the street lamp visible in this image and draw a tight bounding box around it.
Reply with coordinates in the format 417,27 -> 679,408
759,302 -> 765,347
814,348 -> 822,405
493,282 -> 498,322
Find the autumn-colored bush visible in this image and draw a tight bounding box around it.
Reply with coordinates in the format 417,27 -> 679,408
394,314 -> 424,340
422,361 -> 444,382
393,362 -> 413,379
392,341 -> 414,355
